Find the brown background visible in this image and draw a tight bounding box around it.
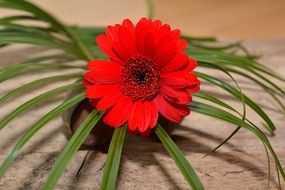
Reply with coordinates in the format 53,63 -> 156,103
1,0 -> 285,39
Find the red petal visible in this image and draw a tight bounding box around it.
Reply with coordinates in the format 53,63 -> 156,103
87,60 -> 120,70
155,36 -> 176,67
117,25 -> 137,56
82,78 -> 93,87
186,77 -> 201,93
128,101 -> 150,133
160,71 -> 192,89
84,61 -> 121,84
176,39 -> 187,52
112,41 -> 129,62
128,101 -> 142,131
137,102 -> 149,133
152,20 -> 162,35
127,101 -> 158,134
160,24 -> 171,34
135,18 -> 149,55
161,72 -> 200,90
96,91 -> 124,110
160,84 -> 192,104
142,31 -> 155,58
154,94 -> 190,123
85,85 -> 119,99
171,29 -> 181,39
160,54 -> 189,73
145,101 -> 158,129
103,97 -> 133,127
184,57 -> 197,72
122,19 -> 135,32
96,34 -> 123,64
106,26 -> 118,42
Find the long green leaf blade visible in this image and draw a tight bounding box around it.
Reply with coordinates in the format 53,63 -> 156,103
0,93 -> 85,178
100,125 -> 127,190
43,110 -> 103,190
196,71 -> 276,133
155,124 -> 204,190
189,101 -> 285,180
0,64 -> 83,83
0,82 -> 82,130
0,73 -> 83,104
0,32 -> 73,52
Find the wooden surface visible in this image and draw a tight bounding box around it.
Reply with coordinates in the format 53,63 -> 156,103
1,1 -> 285,190
0,40 -> 285,189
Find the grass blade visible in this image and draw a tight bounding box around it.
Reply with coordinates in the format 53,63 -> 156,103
43,110 -> 103,190
155,124 -> 204,190
0,73 -> 83,104
0,0 -> 94,60
0,0 -> 65,32
198,62 -> 285,113
0,64 -> 83,82
187,47 -> 285,82
0,31 -> 73,53
195,71 -> 276,133
189,101 -> 285,181
100,125 -> 127,190
0,93 -> 85,178
0,82 -> 82,130
194,92 -> 242,157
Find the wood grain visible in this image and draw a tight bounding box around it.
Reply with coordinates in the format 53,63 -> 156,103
0,39 -> 285,190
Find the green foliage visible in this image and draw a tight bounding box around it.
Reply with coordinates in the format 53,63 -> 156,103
43,110 -> 103,189
100,126 -> 127,190
189,101 -> 285,181
0,93 -> 85,178
0,82 -> 83,130
155,124 -> 204,190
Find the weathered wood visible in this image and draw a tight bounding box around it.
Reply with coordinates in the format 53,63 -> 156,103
0,39 -> 285,189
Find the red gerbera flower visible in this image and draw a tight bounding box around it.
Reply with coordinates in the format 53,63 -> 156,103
83,18 -> 200,136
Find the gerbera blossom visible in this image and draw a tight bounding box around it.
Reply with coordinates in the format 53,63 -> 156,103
83,18 -> 200,136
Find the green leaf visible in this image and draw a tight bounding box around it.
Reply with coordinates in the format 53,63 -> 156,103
220,66 -> 285,112
0,93 -> 85,179
194,92 -> 236,113
189,101 -> 285,180
70,27 -> 107,58
187,47 -> 285,82
182,35 -> 217,42
197,61 -> 285,113
43,110 -> 103,190
100,126 -> 127,190
195,71 -> 276,133
0,63 -> 83,82
0,15 -> 37,23
0,0 -> 66,32
0,0 -> 94,60
0,62 -> 84,73
194,92 -> 242,157
21,54 -> 74,64
0,82 -> 82,130
155,124 -> 204,190
0,31 -> 74,53
194,63 -> 248,156
0,73 -> 83,104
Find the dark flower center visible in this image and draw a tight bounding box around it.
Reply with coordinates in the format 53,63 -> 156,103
120,56 -> 160,101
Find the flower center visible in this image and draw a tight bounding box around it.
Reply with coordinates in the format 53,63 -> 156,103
120,56 -> 160,101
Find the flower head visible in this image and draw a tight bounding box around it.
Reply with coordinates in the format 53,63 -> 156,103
83,18 -> 200,136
